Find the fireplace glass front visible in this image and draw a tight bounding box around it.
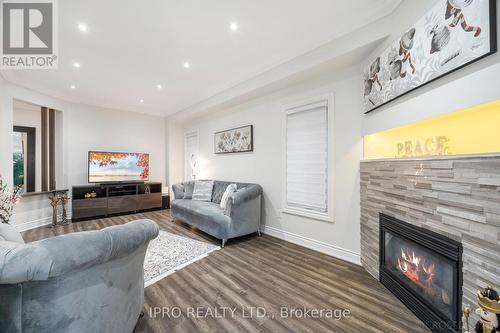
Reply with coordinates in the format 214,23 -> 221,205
384,232 -> 455,320
379,213 -> 462,333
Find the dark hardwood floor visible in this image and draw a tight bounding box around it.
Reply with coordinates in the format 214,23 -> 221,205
23,210 -> 430,333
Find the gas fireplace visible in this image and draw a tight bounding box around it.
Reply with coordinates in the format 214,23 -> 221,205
379,214 -> 462,333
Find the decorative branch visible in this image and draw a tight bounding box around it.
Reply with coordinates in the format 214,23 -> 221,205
0,174 -> 22,224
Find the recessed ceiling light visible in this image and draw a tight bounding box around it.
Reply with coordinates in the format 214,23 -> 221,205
156,84 -> 163,90
229,22 -> 239,31
183,62 -> 190,69
73,62 -> 81,68
139,99 -> 144,103
70,84 -> 76,89
77,23 -> 88,33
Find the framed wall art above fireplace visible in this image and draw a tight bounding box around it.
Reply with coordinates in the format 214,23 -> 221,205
363,0 -> 497,113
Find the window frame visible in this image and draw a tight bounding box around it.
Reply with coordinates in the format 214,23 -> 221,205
281,93 -> 335,223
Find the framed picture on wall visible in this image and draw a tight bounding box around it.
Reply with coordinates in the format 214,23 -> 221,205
363,0 -> 497,113
214,125 -> 253,154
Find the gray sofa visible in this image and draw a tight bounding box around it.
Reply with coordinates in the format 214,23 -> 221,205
171,180 -> 262,247
0,219 -> 159,333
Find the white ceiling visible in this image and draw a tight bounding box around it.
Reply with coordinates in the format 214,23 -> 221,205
1,0 -> 402,116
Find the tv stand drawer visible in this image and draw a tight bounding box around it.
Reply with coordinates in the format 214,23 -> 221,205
138,193 -> 162,210
108,196 -> 138,214
73,198 -> 108,219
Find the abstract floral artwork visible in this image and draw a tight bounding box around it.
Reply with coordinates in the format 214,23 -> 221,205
214,125 -> 253,154
363,0 -> 497,113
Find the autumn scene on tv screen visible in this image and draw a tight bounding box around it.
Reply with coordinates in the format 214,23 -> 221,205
89,152 -> 149,182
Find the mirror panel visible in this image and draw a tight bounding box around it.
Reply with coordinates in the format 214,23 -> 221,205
13,127 -> 36,193
12,99 -> 62,195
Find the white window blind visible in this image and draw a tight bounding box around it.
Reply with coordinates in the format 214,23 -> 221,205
285,101 -> 328,213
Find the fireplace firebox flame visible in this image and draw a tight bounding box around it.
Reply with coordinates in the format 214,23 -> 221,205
397,248 -> 435,291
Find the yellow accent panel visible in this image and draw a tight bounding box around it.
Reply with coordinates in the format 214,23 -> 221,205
364,100 -> 500,160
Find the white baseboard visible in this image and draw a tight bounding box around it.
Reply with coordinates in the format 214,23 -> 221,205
261,225 -> 361,265
15,217 -> 52,232
14,213 -> 73,232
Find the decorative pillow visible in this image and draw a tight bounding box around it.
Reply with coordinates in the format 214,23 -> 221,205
220,184 -> 237,210
192,180 -> 214,202
0,223 -> 25,244
183,182 -> 195,199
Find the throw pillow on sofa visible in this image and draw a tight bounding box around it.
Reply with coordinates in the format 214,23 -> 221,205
0,223 -> 25,243
192,180 -> 214,201
183,182 -> 195,199
220,184 -> 237,210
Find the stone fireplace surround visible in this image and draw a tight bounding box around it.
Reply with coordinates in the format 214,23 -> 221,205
360,155 -> 500,326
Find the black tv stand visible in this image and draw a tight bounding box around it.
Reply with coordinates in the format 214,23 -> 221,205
100,181 -> 145,186
72,182 -> 162,220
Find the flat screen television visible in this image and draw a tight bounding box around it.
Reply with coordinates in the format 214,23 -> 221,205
88,151 -> 150,183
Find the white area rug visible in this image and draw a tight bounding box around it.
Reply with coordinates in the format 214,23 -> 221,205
144,231 -> 220,287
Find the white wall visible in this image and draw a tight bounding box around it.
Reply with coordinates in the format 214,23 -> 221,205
64,103 -> 166,188
168,67 -> 363,264
0,79 -> 167,230
165,118 -> 184,190
363,0 -> 500,134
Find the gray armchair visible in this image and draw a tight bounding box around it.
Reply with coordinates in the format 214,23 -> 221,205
0,219 -> 159,333
171,180 -> 262,247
